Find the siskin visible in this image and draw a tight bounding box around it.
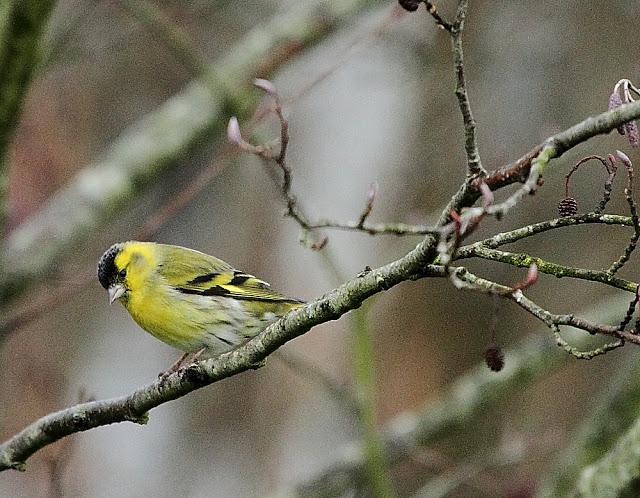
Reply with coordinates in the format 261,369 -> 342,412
97,241 -> 303,364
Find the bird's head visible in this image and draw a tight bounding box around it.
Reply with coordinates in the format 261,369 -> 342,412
97,241 -> 156,304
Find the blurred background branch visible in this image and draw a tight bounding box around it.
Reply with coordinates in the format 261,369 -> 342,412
538,352 -> 640,497
0,0 -> 56,233
575,406 -> 640,497
279,292 -> 632,497
116,0 -> 210,79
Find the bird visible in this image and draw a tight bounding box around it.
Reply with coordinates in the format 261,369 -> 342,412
97,241 -> 303,371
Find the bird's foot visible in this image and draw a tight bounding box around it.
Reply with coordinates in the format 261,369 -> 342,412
250,358 -> 267,370
158,348 -> 207,382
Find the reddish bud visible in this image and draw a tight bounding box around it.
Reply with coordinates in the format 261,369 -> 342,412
227,117 -> 243,145
525,263 -> 539,287
253,78 -> 278,98
616,150 -> 632,167
449,209 -> 462,235
609,85 -> 628,134
366,182 -> 378,205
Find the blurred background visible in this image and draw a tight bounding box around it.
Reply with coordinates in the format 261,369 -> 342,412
1,0 -> 640,496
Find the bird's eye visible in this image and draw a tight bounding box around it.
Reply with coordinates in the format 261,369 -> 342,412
119,269 -> 127,279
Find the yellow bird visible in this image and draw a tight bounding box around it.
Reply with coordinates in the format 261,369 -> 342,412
97,241 -> 303,366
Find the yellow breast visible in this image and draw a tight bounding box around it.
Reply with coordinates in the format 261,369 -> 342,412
124,283 -> 205,352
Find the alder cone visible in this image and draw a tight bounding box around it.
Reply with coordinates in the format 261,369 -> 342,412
558,197 -> 578,217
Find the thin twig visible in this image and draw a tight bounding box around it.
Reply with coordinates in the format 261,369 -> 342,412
229,82 -> 443,244
451,266 -> 640,355
551,324 -> 624,360
304,219 -> 438,235
607,151 -> 640,275
618,288 -> 639,332
423,1 -> 454,33
450,0 -> 485,177
563,154 -> 617,214
459,213 -> 634,251
455,245 -> 637,294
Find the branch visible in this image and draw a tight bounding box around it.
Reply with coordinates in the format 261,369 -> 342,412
484,99 -> 640,192
451,0 -> 485,177
576,415 -> 640,497
456,245 -> 637,294
450,267 -> 640,354
303,219 -> 439,236
115,0 -> 211,78
400,0 -> 484,177
0,0 -> 378,303
459,213 -> 634,250
230,82 -> 442,242
0,253 -> 446,471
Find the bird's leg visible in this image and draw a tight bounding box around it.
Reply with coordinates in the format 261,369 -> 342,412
189,347 -> 206,364
158,352 -> 191,380
157,348 -> 209,381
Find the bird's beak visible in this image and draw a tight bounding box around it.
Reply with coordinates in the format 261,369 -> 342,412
108,284 -> 126,304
